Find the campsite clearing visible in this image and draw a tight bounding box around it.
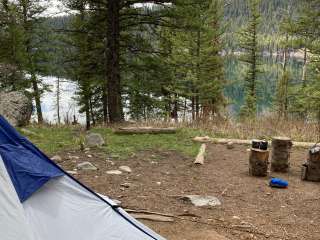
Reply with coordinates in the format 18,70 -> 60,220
51,143 -> 320,240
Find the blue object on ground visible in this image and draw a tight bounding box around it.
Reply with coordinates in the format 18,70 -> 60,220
269,178 -> 288,188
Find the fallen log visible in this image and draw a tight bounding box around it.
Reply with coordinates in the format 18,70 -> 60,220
114,127 -> 177,135
192,136 -> 211,143
125,209 -> 174,218
194,144 -> 207,165
130,213 -> 174,222
193,137 -> 316,148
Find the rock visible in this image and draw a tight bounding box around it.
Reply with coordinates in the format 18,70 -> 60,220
51,155 -> 62,162
0,91 -> 33,126
77,161 -> 98,171
107,170 -> 122,175
67,170 -> 78,175
119,166 -> 132,173
85,133 -> 105,147
87,154 -> 93,158
106,160 -> 115,165
227,141 -> 234,149
182,195 -> 221,207
120,183 -> 132,188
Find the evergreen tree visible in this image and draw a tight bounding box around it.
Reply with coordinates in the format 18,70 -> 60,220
239,0 -> 261,118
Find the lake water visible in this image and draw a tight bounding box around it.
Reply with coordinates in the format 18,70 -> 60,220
38,56 -> 303,123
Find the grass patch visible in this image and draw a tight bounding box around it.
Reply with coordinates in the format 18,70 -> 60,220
92,127 -> 205,158
20,126 -> 207,158
18,126 -> 77,155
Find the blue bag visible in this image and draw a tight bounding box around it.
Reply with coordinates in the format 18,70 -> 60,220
269,178 -> 288,188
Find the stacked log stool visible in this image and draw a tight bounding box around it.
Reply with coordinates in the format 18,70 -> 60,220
301,145 -> 320,181
271,137 -> 292,173
249,148 -> 269,177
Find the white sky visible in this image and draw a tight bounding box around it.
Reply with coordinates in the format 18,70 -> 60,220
44,1 -> 154,17
43,0 -> 68,17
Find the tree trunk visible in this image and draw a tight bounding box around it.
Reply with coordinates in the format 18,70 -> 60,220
89,97 -> 96,126
103,85 -> 108,124
106,0 -> 123,123
173,94 -> 178,123
56,76 -> 61,124
191,96 -> 195,121
85,97 -> 91,130
302,47 -> 307,88
32,75 -> 43,124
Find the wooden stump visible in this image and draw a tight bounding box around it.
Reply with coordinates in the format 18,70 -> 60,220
271,137 -> 292,173
249,148 -> 269,177
302,146 -> 320,181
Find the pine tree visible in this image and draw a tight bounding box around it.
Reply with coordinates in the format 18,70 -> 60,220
239,0 -> 261,118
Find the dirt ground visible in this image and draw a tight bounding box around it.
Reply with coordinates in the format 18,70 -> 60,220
55,144 -> 320,240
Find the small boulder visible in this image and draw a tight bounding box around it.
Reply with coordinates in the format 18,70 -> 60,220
0,91 -> 33,126
182,195 -> 221,207
67,170 -> 78,175
85,133 -> 105,147
119,166 -> 132,173
51,155 -> 62,162
107,170 -> 122,175
77,161 -> 98,171
227,141 -> 234,149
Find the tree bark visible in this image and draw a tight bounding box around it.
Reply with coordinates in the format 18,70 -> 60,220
271,137 -> 292,173
302,47 -> 307,88
31,74 -> 43,124
106,0 -> 123,123
85,97 -> 91,130
56,76 -> 61,124
249,149 -> 269,177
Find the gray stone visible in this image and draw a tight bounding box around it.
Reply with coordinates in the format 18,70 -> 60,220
182,195 -> 221,207
77,161 -> 98,171
106,170 -> 122,175
85,133 -> 105,147
0,91 -> 33,126
51,155 -> 62,162
67,170 -> 78,175
227,141 -> 234,149
119,166 -> 132,173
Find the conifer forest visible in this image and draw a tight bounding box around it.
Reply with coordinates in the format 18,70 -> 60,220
1,0 -> 320,129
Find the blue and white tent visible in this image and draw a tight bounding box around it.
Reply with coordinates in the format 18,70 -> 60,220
0,115 -> 166,240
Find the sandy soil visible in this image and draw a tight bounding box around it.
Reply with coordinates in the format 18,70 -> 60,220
54,144 -> 320,240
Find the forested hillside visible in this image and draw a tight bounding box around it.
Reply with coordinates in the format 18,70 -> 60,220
1,0 -> 319,129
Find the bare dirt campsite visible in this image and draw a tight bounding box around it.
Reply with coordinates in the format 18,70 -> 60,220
41,127 -> 320,240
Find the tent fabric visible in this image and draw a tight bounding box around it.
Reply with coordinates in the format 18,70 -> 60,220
0,114 -> 166,240
23,176 -> 165,240
0,116 -> 63,202
0,155 -> 35,240
0,144 -> 63,202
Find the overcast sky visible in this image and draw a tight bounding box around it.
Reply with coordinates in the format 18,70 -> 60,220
43,0 -> 67,16
44,1 -> 152,17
